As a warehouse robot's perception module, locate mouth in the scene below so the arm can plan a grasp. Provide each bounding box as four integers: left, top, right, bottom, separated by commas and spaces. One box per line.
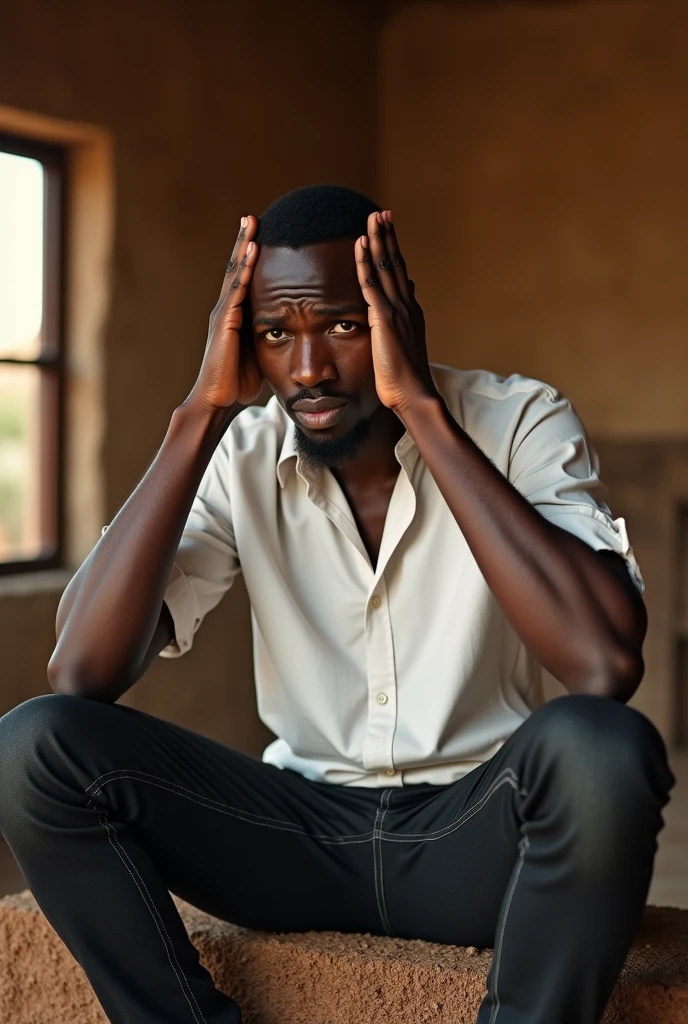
292, 398, 349, 431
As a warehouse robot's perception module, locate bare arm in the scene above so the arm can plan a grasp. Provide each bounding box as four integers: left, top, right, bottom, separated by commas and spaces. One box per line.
48, 218, 263, 702
399, 396, 646, 701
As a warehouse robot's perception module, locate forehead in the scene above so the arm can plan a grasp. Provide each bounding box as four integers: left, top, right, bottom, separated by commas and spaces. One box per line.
249, 240, 361, 310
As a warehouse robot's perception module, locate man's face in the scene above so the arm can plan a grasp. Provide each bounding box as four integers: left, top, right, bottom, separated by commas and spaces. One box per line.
249, 239, 381, 464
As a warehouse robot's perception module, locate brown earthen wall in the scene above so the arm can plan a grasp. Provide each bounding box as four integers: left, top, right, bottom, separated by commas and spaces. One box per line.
380, 0, 688, 439
380, 0, 688, 735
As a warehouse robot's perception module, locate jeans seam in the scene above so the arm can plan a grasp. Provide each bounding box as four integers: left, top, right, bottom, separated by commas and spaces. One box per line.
373, 789, 394, 936
86, 768, 526, 847
96, 809, 207, 1024
489, 833, 530, 1024
86, 769, 374, 845
380, 770, 526, 843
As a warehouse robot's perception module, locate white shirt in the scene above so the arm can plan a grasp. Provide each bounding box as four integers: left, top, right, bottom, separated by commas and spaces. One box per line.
161, 365, 644, 788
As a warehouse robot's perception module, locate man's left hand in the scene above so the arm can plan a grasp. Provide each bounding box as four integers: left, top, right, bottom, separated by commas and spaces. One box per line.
356, 210, 439, 414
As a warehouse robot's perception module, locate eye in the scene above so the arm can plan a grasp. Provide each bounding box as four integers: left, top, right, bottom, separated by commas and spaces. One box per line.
330, 321, 358, 335
264, 328, 289, 342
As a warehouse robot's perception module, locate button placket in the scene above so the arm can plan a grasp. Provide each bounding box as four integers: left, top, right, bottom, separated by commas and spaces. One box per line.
362, 576, 398, 771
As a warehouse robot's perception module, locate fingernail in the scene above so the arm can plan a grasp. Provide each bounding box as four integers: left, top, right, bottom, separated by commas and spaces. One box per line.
376, 212, 382, 224
241, 216, 248, 228
361, 235, 369, 248
247, 241, 254, 254
387, 210, 393, 222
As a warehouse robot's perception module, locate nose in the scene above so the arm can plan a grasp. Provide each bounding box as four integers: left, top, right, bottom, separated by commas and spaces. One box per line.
289, 335, 337, 389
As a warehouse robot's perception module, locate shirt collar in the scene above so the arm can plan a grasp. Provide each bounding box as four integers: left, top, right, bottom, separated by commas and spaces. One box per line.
275, 410, 421, 489
276, 414, 299, 489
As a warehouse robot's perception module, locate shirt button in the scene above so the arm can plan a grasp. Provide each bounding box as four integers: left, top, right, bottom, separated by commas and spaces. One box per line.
371, 595, 381, 609
384, 768, 396, 776
376, 692, 389, 705
194, 618, 200, 627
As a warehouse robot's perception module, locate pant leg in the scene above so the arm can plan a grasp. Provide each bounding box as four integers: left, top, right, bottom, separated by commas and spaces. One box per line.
0, 694, 383, 1024
380, 694, 675, 1024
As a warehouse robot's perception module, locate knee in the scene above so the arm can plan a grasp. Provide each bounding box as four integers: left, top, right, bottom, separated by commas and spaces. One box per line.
525, 695, 674, 806
518, 696, 675, 876
0, 694, 103, 808
0, 693, 86, 763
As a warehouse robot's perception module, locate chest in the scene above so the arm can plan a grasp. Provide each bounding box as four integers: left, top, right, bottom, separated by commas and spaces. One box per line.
338, 479, 399, 570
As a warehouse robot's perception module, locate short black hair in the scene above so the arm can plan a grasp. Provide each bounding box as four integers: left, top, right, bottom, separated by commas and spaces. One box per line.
255, 184, 381, 249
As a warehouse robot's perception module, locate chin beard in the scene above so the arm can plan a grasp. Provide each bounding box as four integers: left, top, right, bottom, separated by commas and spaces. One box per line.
294, 416, 371, 470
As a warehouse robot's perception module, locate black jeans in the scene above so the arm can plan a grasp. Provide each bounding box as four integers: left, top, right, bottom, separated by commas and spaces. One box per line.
0, 692, 674, 1024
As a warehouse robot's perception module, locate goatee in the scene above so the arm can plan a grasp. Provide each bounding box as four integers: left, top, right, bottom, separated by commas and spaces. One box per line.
294, 417, 371, 470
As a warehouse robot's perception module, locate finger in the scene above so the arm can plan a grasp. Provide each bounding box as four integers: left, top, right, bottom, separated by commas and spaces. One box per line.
229, 238, 259, 300
219, 215, 257, 300
367, 210, 398, 304
381, 211, 412, 303
355, 235, 387, 315
219, 242, 259, 337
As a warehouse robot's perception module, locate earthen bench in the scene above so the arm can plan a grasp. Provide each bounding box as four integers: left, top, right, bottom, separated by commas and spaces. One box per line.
1, 891, 687, 1022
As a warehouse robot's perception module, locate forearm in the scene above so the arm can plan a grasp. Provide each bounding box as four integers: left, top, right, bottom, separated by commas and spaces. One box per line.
400, 396, 645, 698
49, 399, 240, 700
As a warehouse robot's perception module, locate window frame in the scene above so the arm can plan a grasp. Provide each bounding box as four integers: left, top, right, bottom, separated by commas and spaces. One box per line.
0, 131, 66, 575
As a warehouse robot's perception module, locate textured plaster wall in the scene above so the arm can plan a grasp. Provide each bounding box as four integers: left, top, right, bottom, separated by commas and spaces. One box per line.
379, 0, 688, 439
0, 0, 385, 751
379, 0, 688, 736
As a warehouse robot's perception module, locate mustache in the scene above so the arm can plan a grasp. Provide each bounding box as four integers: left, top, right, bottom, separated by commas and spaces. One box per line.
286, 388, 355, 412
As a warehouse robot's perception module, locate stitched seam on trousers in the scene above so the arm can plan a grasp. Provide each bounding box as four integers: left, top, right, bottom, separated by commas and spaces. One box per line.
97, 810, 207, 1024
489, 834, 530, 1024
373, 789, 394, 936
378, 789, 394, 935
380, 770, 526, 843
86, 770, 375, 845
87, 771, 305, 829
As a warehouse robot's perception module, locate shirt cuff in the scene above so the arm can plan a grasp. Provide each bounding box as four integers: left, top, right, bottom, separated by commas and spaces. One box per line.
538, 507, 646, 595
159, 563, 202, 658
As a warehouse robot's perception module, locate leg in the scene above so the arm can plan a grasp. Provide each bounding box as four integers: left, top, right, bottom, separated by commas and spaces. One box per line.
0, 694, 382, 1024
379, 694, 675, 1024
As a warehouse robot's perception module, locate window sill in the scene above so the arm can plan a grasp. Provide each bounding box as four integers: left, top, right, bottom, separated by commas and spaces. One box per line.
0, 568, 74, 599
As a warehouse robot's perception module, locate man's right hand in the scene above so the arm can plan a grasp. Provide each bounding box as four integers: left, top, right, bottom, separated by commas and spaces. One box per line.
188, 215, 263, 411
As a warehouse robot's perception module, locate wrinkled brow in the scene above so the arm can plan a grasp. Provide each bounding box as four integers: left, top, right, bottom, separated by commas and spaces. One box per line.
252, 305, 367, 328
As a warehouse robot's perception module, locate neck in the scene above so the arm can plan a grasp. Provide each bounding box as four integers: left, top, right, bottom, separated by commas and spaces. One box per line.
332, 405, 405, 492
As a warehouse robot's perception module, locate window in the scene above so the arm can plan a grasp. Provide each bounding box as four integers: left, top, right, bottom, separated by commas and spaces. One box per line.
0, 132, 65, 573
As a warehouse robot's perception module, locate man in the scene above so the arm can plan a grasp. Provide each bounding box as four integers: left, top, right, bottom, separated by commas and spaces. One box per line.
0, 185, 674, 1024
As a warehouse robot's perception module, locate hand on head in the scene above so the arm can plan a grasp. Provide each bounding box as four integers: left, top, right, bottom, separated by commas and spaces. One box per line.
188, 215, 264, 411
356, 210, 435, 414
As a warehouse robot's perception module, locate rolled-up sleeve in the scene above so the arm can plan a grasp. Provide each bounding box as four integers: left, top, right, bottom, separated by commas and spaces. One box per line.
160, 438, 241, 658
508, 388, 645, 594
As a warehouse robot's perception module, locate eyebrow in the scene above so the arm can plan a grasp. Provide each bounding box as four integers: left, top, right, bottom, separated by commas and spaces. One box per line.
252, 305, 367, 328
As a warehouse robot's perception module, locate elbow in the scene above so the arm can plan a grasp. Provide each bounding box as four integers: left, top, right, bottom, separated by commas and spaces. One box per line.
47, 653, 86, 697
47, 653, 117, 702
568, 646, 645, 704
47, 651, 68, 694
